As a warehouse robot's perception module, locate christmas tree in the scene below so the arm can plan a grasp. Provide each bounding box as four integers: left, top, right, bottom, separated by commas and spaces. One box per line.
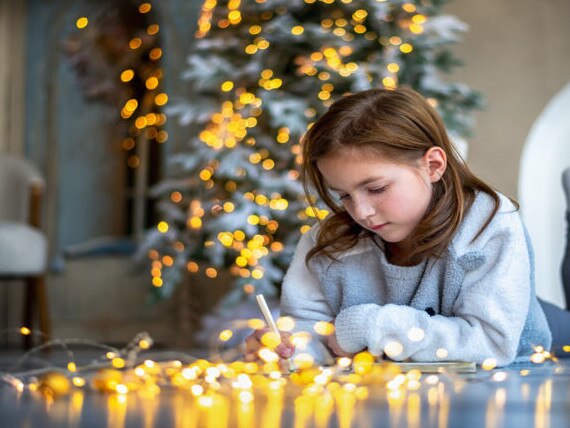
141, 0, 483, 307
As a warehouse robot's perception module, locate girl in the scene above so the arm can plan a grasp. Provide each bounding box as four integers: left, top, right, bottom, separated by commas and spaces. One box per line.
246, 87, 567, 366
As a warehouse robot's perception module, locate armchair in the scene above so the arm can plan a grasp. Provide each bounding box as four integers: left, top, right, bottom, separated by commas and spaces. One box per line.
0, 154, 50, 347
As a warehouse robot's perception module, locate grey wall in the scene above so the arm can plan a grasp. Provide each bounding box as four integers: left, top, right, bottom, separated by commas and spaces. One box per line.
25, 0, 201, 264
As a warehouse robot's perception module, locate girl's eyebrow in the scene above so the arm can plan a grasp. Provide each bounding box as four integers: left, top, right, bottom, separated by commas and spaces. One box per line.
328, 177, 385, 192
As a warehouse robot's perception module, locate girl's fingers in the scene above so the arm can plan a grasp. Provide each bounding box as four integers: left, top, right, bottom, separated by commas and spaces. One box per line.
245, 328, 296, 359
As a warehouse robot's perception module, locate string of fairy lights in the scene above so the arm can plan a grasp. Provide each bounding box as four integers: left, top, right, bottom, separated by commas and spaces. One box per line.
76, 2, 168, 172
145, 0, 439, 297
2, 322, 567, 425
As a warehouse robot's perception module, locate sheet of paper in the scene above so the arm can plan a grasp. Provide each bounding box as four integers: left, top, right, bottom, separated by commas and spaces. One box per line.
388, 361, 476, 373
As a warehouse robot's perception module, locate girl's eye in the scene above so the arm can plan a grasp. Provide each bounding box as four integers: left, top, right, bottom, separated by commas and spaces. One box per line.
337, 194, 350, 201
369, 186, 387, 194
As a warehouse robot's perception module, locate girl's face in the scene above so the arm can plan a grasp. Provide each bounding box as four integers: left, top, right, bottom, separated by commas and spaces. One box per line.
316, 147, 445, 250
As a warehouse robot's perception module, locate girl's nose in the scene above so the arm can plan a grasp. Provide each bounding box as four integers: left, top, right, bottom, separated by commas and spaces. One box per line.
353, 198, 376, 221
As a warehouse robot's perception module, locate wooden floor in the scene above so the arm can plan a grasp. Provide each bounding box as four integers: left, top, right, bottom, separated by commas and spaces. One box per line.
1, 350, 570, 428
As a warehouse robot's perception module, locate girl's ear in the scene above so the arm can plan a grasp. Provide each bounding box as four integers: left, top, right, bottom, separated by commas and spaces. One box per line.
423, 147, 447, 183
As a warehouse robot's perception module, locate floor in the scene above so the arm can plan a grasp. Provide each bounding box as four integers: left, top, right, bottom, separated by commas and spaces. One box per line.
1, 345, 569, 428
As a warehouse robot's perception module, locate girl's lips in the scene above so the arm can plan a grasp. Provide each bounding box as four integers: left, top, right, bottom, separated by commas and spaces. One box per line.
371, 223, 388, 231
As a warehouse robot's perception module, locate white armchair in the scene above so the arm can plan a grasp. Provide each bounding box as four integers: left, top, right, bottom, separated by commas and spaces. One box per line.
519, 81, 570, 308
0, 154, 50, 347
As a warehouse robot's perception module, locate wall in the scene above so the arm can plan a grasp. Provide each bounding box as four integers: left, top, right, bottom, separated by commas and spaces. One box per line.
0, 0, 26, 154
445, 0, 570, 305
446, 0, 570, 198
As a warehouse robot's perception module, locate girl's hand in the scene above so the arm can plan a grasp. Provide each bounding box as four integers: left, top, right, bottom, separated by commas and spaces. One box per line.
244, 327, 295, 362
326, 326, 357, 358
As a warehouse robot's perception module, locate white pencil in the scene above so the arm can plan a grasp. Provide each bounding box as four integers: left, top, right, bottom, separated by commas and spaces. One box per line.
255, 294, 296, 372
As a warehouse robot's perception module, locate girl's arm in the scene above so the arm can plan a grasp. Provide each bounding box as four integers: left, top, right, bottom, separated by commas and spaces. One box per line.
333, 211, 536, 367
280, 228, 336, 362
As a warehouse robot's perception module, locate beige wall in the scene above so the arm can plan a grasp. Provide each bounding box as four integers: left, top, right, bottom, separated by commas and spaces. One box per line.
446, 0, 570, 198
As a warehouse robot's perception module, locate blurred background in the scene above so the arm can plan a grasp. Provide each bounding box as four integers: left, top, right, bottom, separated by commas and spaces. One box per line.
0, 0, 569, 351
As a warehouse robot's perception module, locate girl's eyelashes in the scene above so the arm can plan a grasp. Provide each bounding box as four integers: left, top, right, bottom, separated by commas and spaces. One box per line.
333, 186, 386, 201
369, 186, 387, 194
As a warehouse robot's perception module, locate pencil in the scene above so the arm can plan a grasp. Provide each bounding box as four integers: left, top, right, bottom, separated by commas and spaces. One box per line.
255, 294, 296, 373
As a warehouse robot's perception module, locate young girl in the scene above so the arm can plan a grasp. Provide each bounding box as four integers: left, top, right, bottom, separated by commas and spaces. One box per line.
246, 87, 567, 366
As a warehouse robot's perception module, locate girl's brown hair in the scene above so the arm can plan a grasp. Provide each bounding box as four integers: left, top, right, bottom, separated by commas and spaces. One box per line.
302, 87, 500, 265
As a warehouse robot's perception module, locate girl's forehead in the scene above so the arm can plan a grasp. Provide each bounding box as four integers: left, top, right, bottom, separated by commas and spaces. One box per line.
323, 146, 391, 163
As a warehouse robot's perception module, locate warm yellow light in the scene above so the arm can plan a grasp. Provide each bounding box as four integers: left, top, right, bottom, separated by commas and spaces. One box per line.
482, 358, 497, 371
112, 358, 126, 369
245, 45, 258, 54
228, 10, 241, 22
157, 221, 169, 233
412, 14, 426, 24
121, 137, 135, 151
257, 39, 270, 49
262, 159, 275, 170
400, 43, 413, 54
387, 63, 400, 73
205, 267, 218, 278
219, 330, 233, 341
409, 23, 424, 34
276, 316, 295, 332
189, 217, 202, 229
276, 133, 289, 144
247, 215, 260, 225
382, 77, 397, 89
147, 24, 160, 35
221, 81, 234, 92
249, 25, 262, 35
149, 47, 163, 60
403, 3, 417, 12
353, 9, 368, 20
155, 93, 168, 105
139, 3, 151, 13
171, 191, 182, 203
67, 362, 77, 372
146, 77, 159, 90
76, 17, 88, 29
20, 327, 31, 336
129, 38, 142, 49
291, 25, 304, 35
313, 321, 335, 336
156, 130, 168, 143
72, 377, 86, 387
120, 69, 134, 82
187, 261, 199, 273
354, 25, 367, 34
199, 169, 213, 180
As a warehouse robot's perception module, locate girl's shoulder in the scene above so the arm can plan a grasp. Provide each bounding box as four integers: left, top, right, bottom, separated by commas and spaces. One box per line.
450, 191, 524, 255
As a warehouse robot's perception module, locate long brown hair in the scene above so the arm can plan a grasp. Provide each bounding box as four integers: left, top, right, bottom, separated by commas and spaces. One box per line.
302, 87, 500, 265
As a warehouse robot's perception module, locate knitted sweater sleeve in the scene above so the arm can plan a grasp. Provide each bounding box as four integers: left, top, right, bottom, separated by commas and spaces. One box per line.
334, 209, 532, 367
280, 229, 335, 362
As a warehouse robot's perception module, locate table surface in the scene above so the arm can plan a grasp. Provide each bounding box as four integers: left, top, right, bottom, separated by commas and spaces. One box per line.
1, 354, 570, 428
